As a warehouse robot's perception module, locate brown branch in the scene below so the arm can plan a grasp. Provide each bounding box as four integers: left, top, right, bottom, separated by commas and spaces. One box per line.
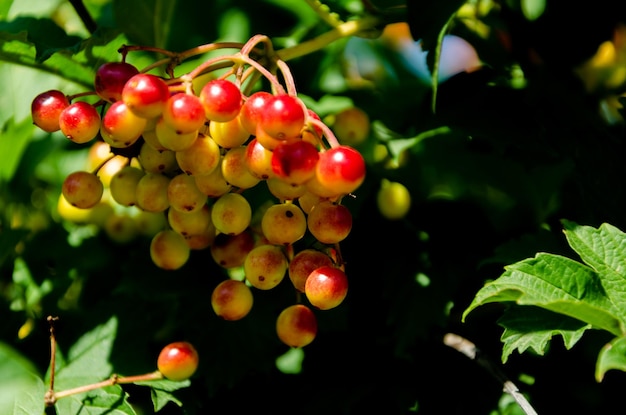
68, 0, 98, 34
443, 333, 539, 415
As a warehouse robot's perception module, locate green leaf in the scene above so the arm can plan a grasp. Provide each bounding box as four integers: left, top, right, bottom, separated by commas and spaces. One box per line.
462, 253, 623, 336
54, 385, 136, 415
0, 117, 37, 182
0, 16, 82, 62
497, 306, 590, 363
0, 0, 13, 20
50, 316, 118, 391
12, 373, 45, 415
134, 379, 190, 412
0, 22, 128, 89
562, 220, 626, 323
596, 336, 626, 382
0, 342, 43, 414
112, 0, 177, 48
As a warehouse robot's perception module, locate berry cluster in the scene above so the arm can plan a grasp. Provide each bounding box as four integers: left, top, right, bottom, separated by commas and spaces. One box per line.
31, 35, 366, 348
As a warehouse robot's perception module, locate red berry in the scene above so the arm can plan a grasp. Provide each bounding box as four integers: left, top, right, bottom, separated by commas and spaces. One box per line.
94, 62, 140, 103
315, 145, 366, 195
199, 79, 242, 122
258, 94, 305, 140
305, 265, 349, 310
157, 341, 199, 381
122, 73, 170, 119
163, 93, 206, 134
100, 100, 147, 148
58, 101, 101, 144
31, 90, 70, 132
239, 91, 273, 135
271, 140, 319, 185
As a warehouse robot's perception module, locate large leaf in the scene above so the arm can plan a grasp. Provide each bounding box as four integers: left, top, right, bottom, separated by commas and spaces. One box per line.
135, 379, 190, 412
12, 373, 45, 415
49, 316, 118, 391
596, 335, 626, 382
497, 306, 590, 363
0, 19, 128, 88
562, 220, 626, 323
0, 342, 43, 414
0, 117, 37, 182
462, 252, 624, 337
54, 385, 136, 415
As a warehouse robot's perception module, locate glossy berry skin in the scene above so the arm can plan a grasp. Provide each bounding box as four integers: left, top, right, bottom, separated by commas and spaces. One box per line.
58, 101, 101, 144
94, 62, 140, 103
288, 249, 334, 292
31, 90, 70, 132
305, 265, 348, 310
306, 201, 352, 244
122, 73, 170, 119
315, 145, 366, 195
276, 304, 317, 348
271, 140, 319, 185
163, 93, 206, 134
258, 94, 305, 140
100, 100, 147, 148
199, 79, 242, 122
211, 279, 254, 321
157, 341, 199, 381
239, 91, 273, 135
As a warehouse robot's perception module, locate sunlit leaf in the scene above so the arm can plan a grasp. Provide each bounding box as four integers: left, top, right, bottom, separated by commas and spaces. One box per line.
0, 342, 43, 415
596, 335, 626, 382
562, 220, 626, 323
54, 385, 136, 415
0, 117, 37, 181
49, 316, 118, 391
462, 252, 623, 336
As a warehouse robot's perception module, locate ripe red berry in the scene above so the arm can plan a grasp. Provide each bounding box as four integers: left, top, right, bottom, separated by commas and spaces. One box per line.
239, 90, 273, 135
122, 73, 171, 119
258, 94, 305, 140
31, 90, 70, 132
271, 140, 319, 185
315, 145, 366, 195
157, 341, 199, 381
199, 79, 242, 122
94, 62, 140, 103
305, 265, 348, 310
163, 92, 206, 134
58, 101, 101, 144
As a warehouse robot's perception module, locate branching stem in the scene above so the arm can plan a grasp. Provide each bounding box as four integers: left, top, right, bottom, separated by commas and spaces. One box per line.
443, 333, 539, 415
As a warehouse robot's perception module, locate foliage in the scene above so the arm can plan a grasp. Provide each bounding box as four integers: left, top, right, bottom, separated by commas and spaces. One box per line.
2, 0, 626, 414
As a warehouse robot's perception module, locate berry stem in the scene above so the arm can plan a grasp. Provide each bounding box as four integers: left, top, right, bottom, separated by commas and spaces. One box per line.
276, 15, 383, 62
44, 316, 59, 406
309, 117, 340, 149
47, 371, 164, 406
